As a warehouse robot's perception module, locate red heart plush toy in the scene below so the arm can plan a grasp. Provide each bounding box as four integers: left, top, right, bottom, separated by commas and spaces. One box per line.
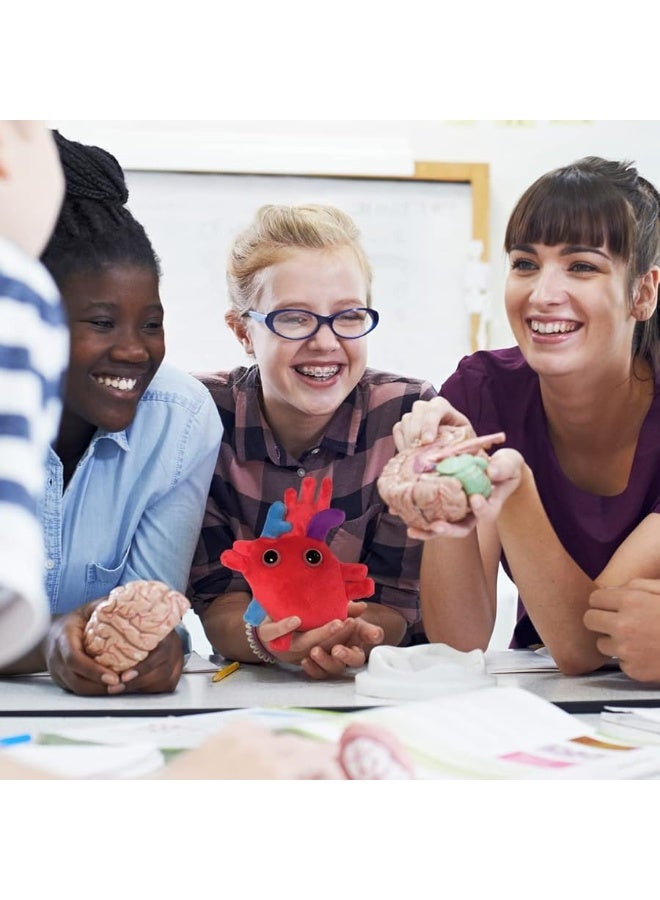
221, 476, 374, 652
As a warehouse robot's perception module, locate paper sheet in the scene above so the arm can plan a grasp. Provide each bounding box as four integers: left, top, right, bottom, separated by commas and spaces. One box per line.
3, 742, 164, 778
37, 687, 660, 779
485, 648, 620, 674
485, 648, 560, 673
183, 651, 226, 674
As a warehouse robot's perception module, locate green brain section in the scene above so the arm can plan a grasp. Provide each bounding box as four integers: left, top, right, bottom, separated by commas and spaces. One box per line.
434, 454, 491, 498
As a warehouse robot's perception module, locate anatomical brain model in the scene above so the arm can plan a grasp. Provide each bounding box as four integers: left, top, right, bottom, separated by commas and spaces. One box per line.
83, 580, 190, 673
377, 425, 505, 530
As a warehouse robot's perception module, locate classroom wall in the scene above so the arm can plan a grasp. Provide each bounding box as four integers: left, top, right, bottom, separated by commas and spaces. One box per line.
51, 119, 660, 353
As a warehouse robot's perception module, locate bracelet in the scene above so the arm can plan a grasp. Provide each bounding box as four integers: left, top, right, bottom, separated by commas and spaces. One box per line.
244, 621, 277, 664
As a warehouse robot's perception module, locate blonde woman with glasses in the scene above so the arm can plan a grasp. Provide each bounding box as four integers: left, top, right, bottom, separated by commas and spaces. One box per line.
189, 203, 437, 678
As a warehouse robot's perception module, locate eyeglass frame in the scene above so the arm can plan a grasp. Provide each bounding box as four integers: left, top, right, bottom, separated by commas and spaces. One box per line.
244, 307, 380, 341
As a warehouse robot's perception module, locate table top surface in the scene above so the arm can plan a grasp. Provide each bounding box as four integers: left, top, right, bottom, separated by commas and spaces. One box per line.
2, 658, 660, 717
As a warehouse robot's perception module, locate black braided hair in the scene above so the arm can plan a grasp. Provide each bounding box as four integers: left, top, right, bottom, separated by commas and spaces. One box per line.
41, 131, 160, 286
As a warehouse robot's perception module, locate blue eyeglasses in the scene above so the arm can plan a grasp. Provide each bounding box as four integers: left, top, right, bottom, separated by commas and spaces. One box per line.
245, 307, 379, 341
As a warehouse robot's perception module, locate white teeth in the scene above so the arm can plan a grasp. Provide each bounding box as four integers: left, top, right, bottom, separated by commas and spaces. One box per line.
95, 376, 137, 391
296, 366, 339, 379
530, 320, 578, 335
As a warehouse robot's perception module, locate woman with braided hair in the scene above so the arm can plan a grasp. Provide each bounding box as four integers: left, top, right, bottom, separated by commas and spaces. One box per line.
0, 131, 222, 695
389, 156, 660, 682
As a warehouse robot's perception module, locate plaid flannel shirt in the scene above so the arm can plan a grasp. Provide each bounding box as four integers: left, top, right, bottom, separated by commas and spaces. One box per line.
189, 365, 437, 645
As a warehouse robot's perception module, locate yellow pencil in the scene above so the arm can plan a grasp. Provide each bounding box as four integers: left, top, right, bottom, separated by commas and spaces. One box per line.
211, 660, 240, 683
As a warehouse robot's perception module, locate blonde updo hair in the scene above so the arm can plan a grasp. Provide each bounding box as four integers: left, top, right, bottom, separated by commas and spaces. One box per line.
226, 203, 373, 318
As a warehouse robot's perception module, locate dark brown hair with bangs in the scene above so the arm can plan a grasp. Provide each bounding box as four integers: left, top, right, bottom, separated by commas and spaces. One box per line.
505, 156, 660, 367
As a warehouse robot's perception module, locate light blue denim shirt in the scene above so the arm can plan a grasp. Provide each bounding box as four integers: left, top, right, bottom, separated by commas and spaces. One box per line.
40, 363, 222, 617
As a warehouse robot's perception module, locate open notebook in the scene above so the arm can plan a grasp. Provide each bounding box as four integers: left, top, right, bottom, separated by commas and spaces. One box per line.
20, 685, 660, 780
2, 742, 164, 779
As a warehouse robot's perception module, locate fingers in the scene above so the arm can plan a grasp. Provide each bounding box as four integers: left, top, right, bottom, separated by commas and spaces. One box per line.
589, 581, 660, 613
165, 724, 343, 779
594, 634, 617, 658
583, 607, 616, 635
347, 600, 368, 618
46, 612, 123, 695
624, 578, 660, 596
485, 448, 525, 485
307, 619, 358, 653
468, 493, 500, 523
121, 630, 184, 694
393, 397, 470, 452
299, 616, 381, 678
50, 652, 118, 695
351, 618, 384, 648
330, 644, 368, 667
260, 617, 353, 665
300, 643, 367, 679
587, 588, 623, 613
258, 616, 301, 644
258, 613, 379, 677
407, 513, 478, 541
301, 646, 349, 679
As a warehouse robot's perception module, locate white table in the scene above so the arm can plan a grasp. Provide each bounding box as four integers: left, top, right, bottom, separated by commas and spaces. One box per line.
2, 659, 660, 717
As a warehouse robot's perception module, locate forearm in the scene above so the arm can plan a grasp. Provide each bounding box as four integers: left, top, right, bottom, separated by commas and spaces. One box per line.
199, 591, 262, 663
420, 532, 495, 651
497, 465, 607, 674
359, 601, 408, 648
0, 640, 46, 675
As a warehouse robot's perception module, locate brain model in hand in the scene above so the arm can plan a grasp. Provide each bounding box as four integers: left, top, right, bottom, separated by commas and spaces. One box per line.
377, 425, 506, 529
221, 476, 375, 652
82, 580, 190, 673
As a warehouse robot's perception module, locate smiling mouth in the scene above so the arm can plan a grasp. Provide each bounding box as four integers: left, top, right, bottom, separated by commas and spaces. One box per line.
529, 320, 580, 335
295, 365, 340, 380
94, 375, 138, 392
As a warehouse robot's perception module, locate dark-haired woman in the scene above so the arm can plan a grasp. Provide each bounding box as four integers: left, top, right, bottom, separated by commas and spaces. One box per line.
0, 132, 222, 695
387, 156, 660, 680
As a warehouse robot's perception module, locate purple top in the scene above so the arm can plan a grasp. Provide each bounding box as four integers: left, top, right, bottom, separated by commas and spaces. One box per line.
441, 347, 660, 648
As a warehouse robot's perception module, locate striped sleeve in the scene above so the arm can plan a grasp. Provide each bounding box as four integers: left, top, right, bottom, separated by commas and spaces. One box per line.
0, 239, 68, 665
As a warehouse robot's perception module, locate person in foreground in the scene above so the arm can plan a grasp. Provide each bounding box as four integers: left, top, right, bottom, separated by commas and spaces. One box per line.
189, 203, 437, 678
0, 718, 415, 780
390, 156, 660, 681
0, 121, 68, 667
0, 131, 223, 695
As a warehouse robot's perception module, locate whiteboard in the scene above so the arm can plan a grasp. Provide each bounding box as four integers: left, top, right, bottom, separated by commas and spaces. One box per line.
124, 170, 476, 388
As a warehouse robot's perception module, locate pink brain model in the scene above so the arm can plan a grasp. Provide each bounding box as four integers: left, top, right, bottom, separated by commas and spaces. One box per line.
377, 425, 506, 529
83, 580, 190, 673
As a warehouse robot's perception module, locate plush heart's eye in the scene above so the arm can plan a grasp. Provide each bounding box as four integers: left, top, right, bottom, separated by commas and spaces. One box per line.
304, 548, 323, 566
262, 549, 280, 566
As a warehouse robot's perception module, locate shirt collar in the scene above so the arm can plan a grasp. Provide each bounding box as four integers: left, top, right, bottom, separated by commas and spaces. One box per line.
94, 428, 130, 452
233, 366, 365, 463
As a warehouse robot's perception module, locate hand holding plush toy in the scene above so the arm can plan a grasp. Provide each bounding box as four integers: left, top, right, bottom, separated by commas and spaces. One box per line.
220, 477, 375, 652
